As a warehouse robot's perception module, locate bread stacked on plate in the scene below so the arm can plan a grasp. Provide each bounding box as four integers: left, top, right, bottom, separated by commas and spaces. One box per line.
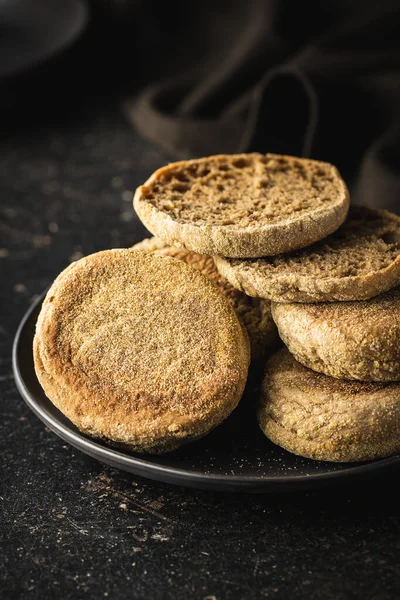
134, 153, 400, 462
34, 152, 400, 462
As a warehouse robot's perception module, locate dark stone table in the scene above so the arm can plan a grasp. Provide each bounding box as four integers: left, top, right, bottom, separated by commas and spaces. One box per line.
1, 100, 400, 600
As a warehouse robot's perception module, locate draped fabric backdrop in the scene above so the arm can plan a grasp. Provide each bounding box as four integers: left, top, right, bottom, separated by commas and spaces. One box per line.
1, 0, 400, 210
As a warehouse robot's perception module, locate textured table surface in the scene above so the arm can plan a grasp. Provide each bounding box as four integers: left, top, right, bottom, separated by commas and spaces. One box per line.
1, 101, 400, 600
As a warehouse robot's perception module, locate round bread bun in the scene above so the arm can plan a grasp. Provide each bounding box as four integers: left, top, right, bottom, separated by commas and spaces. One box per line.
133, 153, 349, 258
132, 236, 278, 362
34, 249, 250, 453
272, 288, 400, 381
216, 206, 400, 302
258, 349, 400, 462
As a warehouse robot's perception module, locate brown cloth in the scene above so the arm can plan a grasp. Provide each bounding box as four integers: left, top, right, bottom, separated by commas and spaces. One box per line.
1, 1, 399, 210
123, 0, 400, 211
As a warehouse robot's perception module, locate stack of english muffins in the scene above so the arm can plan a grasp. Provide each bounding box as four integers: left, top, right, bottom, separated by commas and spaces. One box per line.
34, 152, 400, 463
134, 153, 400, 463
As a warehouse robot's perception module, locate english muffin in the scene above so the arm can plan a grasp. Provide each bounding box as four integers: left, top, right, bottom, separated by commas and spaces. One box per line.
258, 349, 400, 462
272, 288, 400, 381
132, 236, 278, 362
34, 249, 250, 453
216, 206, 400, 302
133, 153, 349, 258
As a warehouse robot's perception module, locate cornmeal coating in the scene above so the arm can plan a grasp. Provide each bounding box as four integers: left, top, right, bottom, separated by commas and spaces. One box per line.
34, 249, 250, 453
272, 288, 400, 381
133, 236, 277, 362
259, 349, 400, 462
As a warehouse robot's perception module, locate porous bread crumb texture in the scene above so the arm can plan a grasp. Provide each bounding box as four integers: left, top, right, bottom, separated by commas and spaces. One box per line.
138, 153, 343, 228
132, 237, 278, 361
134, 153, 349, 258
272, 288, 400, 381
258, 349, 400, 462
215, 205, 400, 302
33, 249, 250, 453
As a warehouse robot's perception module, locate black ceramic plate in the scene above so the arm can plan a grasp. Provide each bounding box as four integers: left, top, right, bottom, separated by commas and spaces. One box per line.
13, 293, 400, 492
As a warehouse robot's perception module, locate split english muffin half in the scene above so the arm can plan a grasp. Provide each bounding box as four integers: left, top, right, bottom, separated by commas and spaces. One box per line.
133, 153, 349, 258
215, 206, 400, 302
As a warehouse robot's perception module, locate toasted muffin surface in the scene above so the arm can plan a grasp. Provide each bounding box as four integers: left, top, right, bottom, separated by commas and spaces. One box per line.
133, 153, 349, 257
216, 206, 400, 302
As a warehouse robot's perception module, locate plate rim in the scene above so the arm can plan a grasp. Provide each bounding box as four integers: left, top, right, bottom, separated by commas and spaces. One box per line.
12, 292, 400, 492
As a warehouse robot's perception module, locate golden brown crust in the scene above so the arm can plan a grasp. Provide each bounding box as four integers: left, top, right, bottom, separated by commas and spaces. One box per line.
132, 237, 278, 361
34, 249, 250, 453
216, 206, 400, 302
258, 349, 400, 462
133, 153, 349, 258
272, 289, 400, 381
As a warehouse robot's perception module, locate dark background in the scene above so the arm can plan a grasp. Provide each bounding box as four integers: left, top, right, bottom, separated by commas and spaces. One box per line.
2, 0, 400, 208
1, 1, 400, 598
